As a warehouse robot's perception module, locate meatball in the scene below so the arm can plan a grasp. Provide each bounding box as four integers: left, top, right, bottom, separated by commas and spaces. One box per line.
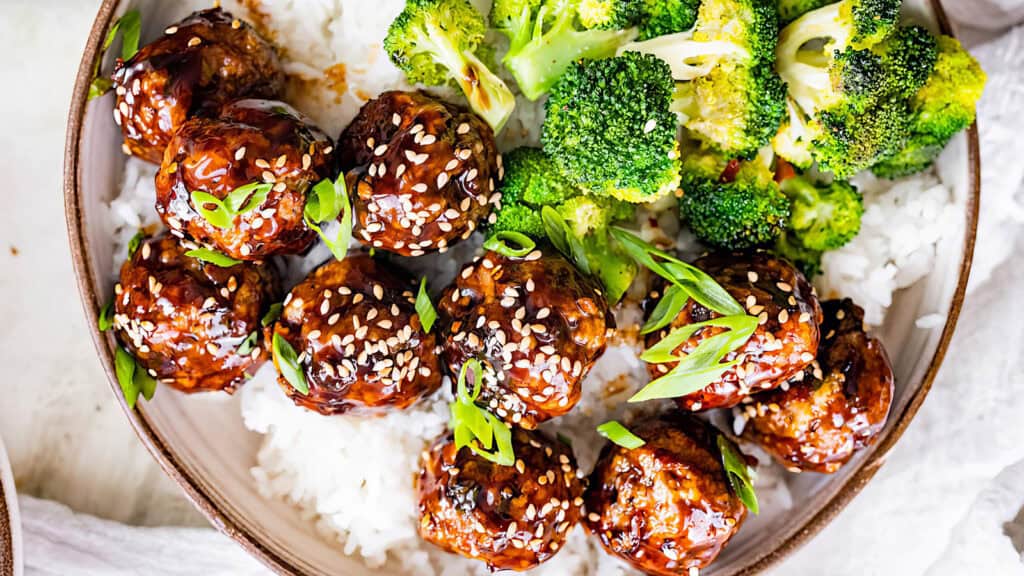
584, 416, 747, 576
417, 428, 584, 571
645, 252, 823, 411
155, 99, 335, 261
111, 8, 284, 163
112, 233, 280, 392
741, 298, 895, 473
336, 91, 500, 256
438, 249, 612, 429
270, 254, 441, 415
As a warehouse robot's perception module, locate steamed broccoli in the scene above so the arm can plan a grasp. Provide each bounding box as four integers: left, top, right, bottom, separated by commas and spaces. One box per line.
542, 52, 682, 203
777, 0, 900, 53
489, 148, 638, 302
385, 0, 515, 131
773, 174, 863, 275
577, 0, 643, 29
679, 148, 791, 249
775, 19, 939, 177
620, 0, 786, 158
776, 0, 833, 25
492, 0, 638, 100
873, 35, 986, 178
636, 0, 700, 39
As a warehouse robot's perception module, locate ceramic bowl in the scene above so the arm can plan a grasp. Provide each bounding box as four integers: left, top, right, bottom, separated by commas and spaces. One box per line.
65, 1, 980, 574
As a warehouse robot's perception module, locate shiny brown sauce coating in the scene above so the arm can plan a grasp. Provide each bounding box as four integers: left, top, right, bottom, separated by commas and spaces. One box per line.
438, 249, 613, 429
336, 91, 500, 256
112, 7, 284, 163
155, 99, 335, 261
113, 233, 280, 393
645, 252, 823, 411
742, 298, 895, 473
584, 416, 747, 575
270, 254, 441, 415
417, 429, 584, 571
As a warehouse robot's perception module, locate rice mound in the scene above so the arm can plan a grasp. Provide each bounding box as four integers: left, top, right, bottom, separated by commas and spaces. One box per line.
100, 1, 962, 573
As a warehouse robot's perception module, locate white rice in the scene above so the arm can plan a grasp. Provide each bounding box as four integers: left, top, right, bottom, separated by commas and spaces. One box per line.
101, 1, 961, 573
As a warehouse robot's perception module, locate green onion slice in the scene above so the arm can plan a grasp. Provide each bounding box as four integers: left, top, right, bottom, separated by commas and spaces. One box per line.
98, 300, 115, 332
127, 231, 144, 257
449, 359, 515, 466
237, 331, 259, 356
483, 231, 536, 258
718, 435, 759, 515
415, 278, 437, 333
114, 347, 156, 409
304, 175, 352, 261
597, 421, 645, 449
641, 284, 687, 335
272, 332, 308, 395
185, 248, 241, 267
190, 191, 234, 229
224, 182, 273, 214
261, 303, 283, 327
88, 10, 141, 101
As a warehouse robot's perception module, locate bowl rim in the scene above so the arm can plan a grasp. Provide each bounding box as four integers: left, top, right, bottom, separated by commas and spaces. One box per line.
63, 1, 981, 574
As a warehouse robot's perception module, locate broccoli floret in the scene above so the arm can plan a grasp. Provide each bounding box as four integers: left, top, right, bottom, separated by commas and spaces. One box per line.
578, 0, 643, 29
492, 0, 638, 101
776, 0, 833, 25
636, 0, 700, 39
621, 0, 786, 158
489, 147, 638, 302
776, 10, 930, 177
772, 174, 862, 275
873, 35, 986, 178
385, 0, 515, 131
542, 52, 682, 203
778, 0, 899, 54
679, 148, 791, 249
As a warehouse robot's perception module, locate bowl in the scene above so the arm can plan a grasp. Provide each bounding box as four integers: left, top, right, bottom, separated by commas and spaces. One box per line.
64, 1, 980, 574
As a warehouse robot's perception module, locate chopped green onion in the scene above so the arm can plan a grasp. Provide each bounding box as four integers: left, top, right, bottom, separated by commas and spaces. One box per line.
630, 315, 757, 403
98, 300, 115, 331
640, 284, 687, 335
87, 10, 141, 101
272, 332, 308, 395
190, 191, 234, 229
483, 231, 536, 258
185, 248, 241, 267
415, 278, 437, 333
718, 435, 759, 515
114, 346, 156, 409
261, 303, 283, 327
449, 359, 515, 466
223, 182, 274, 214
127, 231, 144, 257
597, 421, 646, 449
304, 175, 352, 261
610, 227, 744, 316
237, 331, 259, 356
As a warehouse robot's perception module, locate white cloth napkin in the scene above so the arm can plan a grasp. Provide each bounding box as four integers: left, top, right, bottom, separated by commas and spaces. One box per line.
18, 5, 1024, 576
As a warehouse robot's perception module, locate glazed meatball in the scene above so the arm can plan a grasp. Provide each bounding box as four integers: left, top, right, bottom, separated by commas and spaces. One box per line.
438, 249, 612, 429
336, 91, 500, 256
155, 99, 335, 261
584, 416, 747, 576
417, 428, 584, 571
112, 233, 280, 392
645, 252, 823, 411
741, 299, 895, 473
111, 8, 284, 163
270, 254, 441, 415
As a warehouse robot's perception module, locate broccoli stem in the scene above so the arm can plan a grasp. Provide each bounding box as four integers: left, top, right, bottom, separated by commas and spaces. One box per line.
777, 2, 849, 57
505, 8, 636, 101
776, 4, 846, 116
415, 17, 515, 131
620, 30, 748, 81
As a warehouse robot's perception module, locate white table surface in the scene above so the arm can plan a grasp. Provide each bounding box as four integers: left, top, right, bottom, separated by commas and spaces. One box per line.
2, 1, 1023, 574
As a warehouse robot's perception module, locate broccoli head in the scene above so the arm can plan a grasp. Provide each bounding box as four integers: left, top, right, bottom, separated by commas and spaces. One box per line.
873, 35, 986, 178
679, 148, 791, 249
578, 0, 643, 29
492, 0, 638, 100
620, 0, 786, 158
489, 147, 638, 302
778, 0, 899, 55
772, 174, 862, 275
776, 0, 833, 25
811, 98, 911, 178
385, 0, 515, 131
635, 0, 701, 39
542, 52, 682, 203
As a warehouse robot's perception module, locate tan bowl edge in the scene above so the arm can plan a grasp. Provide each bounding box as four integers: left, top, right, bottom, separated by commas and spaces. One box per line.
63, 1, 981, 574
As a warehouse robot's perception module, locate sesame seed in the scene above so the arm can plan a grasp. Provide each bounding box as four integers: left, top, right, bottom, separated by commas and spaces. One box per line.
411, 183, 428, 193
778, 310, 789, 323
748, 271, 759, 283
373, 284, 384, 300
374, 144, 388, 156
444, 159, 459, 171
799, 312, 811, 323
165, 26, 178, 34
392, 113, 402, 126
275, 154, 287, 168
420, 134, 437, 146
777, 281, 793, 292
643, 119, 657, 133
457, 123, 470, 135
187, 37, 201, 47
437, 173, 449, 188
235, 147, 246, 161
